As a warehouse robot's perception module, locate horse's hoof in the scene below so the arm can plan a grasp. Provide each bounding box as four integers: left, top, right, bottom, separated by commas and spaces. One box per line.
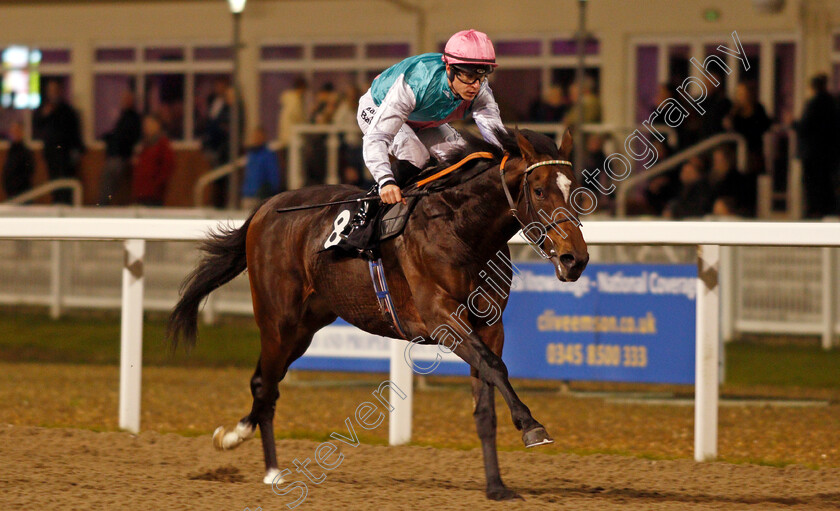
522, 426, 553, 448
487, 486, 524, 501
264, 467, 284, 485
212, 426, 226, 450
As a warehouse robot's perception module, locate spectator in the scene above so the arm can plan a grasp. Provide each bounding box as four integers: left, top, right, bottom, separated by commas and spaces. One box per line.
699, 71, 732, 140
643, 139, 679, 215
333, 84, 365, 187
305, 82, 339, 185
666, 79, 703, 151
708, 146, 751, 215
529, 84, 568, 123
726, 81, 771, 174
664, 159, 713, 219
563, 77, 601, 125
202, 80, 238, 209
131, 115, 175, 206
2, 121, 35, 200
712, 196, 738, 217
99, 90, 141, 205
795, 74, 840, 218
33, 80, 84, 204
580, 134, 608, 203
311, 82, 339, 125
277, 77, 308, 183
240, 127, 281, 211
202, 79, 232, 167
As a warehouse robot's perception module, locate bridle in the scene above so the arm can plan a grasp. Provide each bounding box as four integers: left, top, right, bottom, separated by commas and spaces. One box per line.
499, 152, 581, 259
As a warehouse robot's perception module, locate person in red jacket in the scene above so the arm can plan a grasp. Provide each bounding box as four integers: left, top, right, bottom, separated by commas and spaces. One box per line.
131, 114, 175, 206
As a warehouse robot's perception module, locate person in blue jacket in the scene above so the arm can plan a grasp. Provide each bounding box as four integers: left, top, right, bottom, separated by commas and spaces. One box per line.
241, 126, 281, 211
356, 29, 505, 204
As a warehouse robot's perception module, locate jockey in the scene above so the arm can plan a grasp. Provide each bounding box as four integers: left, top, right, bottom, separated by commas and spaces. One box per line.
357, 29, 505, 204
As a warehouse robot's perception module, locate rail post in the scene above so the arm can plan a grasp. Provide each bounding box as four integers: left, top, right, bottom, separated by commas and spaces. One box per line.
49, 240, 63, 319
389, 340, 413, 445
822, 247, 836, 350
201, 294, 218, 325
695, 244, 720, 461
720, 245, 736, 344
119, 239, 145, 433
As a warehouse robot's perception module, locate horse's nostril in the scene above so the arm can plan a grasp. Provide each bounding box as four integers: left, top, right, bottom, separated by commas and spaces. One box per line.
559, 253, 576, 269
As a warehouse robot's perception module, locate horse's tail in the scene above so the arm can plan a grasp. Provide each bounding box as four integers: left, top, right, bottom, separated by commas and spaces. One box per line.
167, 212, 255, 350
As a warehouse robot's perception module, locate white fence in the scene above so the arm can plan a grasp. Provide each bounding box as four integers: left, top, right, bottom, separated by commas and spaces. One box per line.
2, 216, 840, 463
2, 209, 838, 345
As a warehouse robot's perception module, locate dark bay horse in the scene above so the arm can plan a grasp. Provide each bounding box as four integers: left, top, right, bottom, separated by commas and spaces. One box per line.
168, 128, 589, 500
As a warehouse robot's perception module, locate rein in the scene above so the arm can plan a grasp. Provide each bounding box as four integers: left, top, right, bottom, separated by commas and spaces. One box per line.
275, 190, 429, 213
276, 151, 496, 214
498, 152, 579, 258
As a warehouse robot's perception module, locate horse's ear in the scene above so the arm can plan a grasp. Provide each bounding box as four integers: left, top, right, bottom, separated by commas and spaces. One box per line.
515, 129, 537, 163
558, 129, 573, 159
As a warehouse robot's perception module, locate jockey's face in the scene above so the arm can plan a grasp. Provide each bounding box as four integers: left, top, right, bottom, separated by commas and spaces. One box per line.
446, 64, 483, 101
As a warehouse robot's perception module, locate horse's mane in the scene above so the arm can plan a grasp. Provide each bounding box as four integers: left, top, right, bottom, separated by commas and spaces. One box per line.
436, 127, 560, 169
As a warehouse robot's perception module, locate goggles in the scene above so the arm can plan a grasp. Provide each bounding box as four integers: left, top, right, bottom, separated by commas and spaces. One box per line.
450, 65, 493, 86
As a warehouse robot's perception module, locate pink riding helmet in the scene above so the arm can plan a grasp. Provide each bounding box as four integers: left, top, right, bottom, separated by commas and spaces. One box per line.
442, 29, 498, 67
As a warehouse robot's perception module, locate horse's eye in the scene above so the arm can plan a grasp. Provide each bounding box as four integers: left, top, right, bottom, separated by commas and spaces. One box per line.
535, 188, 545, 199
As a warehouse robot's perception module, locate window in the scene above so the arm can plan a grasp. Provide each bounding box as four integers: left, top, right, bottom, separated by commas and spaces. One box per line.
145, 73, 185, 139
631, 36, 798, 125
258, 40, 411, 140
93, 42, 233, 142
472, 35, 602, 123
0, 46, 72, 140
635, 45, 659, 124
773, 42, 796, 123
703, 43, 730, 92
94, 74, 136, 138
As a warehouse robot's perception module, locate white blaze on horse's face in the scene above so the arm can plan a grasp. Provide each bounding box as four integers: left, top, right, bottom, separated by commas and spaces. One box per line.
556, 173, 571, 203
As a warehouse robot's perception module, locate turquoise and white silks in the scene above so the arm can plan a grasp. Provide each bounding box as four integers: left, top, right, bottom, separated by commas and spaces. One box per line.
356, 53, 504, 188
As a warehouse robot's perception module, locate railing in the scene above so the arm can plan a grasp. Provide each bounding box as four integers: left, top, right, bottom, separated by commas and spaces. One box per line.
2, 217, 840, 462
2, 178, 83, 207
3, 207, 840, 345
615, 133, 748, 217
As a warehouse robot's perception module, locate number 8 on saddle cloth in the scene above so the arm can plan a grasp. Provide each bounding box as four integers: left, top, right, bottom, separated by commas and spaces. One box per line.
321, 185, 420, 260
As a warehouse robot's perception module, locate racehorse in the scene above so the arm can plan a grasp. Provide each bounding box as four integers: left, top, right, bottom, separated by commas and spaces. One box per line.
167, 127, 589, 500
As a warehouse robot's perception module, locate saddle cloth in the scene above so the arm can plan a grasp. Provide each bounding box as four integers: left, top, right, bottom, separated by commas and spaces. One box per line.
322, 153, 496, 258
321, 191, 419, 258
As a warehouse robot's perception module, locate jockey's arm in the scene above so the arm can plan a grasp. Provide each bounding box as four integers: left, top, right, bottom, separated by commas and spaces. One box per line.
362, 76, 416, 190
471, 83, 505, 148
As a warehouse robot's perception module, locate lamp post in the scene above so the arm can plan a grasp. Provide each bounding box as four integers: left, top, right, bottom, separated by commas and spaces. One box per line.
574, 0, 587, 172
227, 0, 246, 209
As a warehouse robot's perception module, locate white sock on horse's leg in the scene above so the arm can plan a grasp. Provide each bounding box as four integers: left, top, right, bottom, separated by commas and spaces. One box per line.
212, 422, 255, 450
264, 467, 284, 485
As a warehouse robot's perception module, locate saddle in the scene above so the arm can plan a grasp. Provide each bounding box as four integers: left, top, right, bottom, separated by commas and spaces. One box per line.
320, 185, 419, 260
322, 153, 496, 259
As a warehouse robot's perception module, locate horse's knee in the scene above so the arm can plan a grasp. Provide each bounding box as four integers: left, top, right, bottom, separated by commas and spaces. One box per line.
252, 378, 279, 403
250, 375, 263, 398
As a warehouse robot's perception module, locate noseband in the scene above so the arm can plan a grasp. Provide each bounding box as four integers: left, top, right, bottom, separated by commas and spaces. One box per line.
499, 152, 580, 258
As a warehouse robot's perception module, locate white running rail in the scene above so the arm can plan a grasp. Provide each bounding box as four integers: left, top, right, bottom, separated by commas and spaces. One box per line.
1, 217, 839, 462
